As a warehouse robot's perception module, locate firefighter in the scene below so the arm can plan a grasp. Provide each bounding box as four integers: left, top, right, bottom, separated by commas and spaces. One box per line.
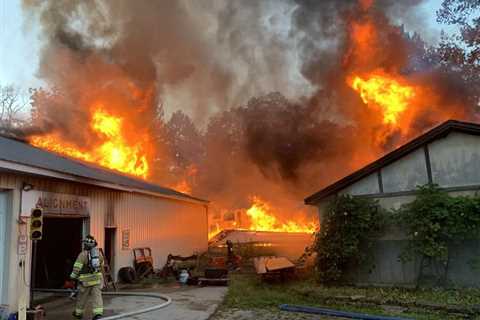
70, 235, 104, 319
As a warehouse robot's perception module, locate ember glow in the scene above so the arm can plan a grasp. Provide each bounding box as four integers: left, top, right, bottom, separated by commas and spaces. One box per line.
208, 223, 222, 240
30, 107, 150, 178
246, 197, 317, 234
171, 165, 198, 194
349, 73, 416, 125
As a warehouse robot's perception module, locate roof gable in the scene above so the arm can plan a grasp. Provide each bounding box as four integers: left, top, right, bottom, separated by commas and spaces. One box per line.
304, 120, 480, 205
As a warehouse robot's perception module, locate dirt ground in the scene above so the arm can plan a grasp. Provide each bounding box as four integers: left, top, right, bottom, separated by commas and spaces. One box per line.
210, 308, 339, 320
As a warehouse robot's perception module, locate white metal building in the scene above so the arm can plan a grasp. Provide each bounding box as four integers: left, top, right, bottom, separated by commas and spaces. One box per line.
305, 120, 480, 287
0, 135, 208, 317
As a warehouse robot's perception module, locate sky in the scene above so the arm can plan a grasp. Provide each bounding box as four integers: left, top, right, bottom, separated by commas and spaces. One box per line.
0, 0, 451, 90
0, 0, 42, 88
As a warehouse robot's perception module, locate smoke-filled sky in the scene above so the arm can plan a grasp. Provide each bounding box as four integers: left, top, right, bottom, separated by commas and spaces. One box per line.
0, 0, 466, 194
0, 0, 455, 105
0, 0, 475, 231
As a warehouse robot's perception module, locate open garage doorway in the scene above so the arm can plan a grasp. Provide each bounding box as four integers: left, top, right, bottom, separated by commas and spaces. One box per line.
33, 217, 84, 288
104, 227, 116, 275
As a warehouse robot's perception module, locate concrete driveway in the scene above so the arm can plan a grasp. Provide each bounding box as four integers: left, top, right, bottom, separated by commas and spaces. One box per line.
129, 286, 228, 320
38, 285, 227, 320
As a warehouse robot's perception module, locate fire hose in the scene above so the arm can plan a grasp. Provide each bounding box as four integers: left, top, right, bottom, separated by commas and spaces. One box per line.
34, 289, 172, 320
279, 304, 414, 320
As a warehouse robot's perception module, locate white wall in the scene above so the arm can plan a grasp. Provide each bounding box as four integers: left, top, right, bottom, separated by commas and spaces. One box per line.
340, 172, 380, 196
0, 174, 30, 318
381, 147, 428, 193
429, 132, 480, 188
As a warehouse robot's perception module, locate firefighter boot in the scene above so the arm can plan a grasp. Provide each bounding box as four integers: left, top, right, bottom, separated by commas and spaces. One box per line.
91, 284, 104, 319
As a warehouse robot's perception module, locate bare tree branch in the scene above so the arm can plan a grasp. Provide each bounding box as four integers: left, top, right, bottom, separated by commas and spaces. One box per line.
0, 85, 31, 132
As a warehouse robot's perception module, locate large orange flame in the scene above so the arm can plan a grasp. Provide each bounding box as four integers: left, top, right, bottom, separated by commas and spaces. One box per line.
349, 73, 416, 125
207, 197, 317, 240
246, 197, 317, 233
344, 3, 421, 140
30, 106, 150, 178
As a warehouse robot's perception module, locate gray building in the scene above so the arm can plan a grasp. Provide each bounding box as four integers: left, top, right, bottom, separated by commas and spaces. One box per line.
0, 135, 208, 318
305, 120, 480, 287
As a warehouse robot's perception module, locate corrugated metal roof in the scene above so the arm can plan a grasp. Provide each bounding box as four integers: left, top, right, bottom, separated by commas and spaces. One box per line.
304, 120, 480, 205
0, 134, 208, 203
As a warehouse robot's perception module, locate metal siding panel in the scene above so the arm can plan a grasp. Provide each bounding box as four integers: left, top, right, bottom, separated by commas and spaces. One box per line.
111, 193, 207, 279
7, 189, 21, 313
0, 192, 7, 306
87, 189, 111, 249
0, 175, 27, 313
0, 173, 18, 189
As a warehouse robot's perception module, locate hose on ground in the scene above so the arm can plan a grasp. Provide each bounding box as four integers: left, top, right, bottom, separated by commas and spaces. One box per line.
279, 304, 414, 320
34, 289, 172, 320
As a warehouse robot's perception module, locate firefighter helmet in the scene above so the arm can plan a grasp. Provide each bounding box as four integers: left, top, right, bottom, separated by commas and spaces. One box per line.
83, 235, 97, 250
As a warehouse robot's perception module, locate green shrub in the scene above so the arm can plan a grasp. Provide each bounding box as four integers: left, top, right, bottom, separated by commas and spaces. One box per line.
395, 184, 480, 285
314, 194, 385, 284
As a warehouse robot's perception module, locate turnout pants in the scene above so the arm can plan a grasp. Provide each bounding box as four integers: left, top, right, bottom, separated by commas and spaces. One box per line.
74, 284, 103, 317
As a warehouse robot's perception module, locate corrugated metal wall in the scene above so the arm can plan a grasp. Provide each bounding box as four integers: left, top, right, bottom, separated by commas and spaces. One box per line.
86, 189, 209, 277
0, 170, 208, 312
112, 192, 208, 276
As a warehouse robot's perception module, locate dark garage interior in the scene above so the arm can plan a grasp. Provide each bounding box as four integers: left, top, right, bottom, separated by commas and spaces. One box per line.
33, 217, 84, 288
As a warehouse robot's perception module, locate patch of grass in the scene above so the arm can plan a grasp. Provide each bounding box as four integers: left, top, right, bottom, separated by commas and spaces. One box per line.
224, 274, 315, 309
223, 274, 480, 320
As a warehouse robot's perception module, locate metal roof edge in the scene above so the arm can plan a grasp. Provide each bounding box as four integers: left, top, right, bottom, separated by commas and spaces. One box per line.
0, 158, 209, 205
304, 120, 480, 205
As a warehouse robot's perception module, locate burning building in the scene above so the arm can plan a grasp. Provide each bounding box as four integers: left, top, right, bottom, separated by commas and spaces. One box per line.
7, 0, 478, 298
306, 120, 480, 287
0, 135, 208, 317
16, 0, 478, 242
209, 229, 314, 261
208, 197, 317, 239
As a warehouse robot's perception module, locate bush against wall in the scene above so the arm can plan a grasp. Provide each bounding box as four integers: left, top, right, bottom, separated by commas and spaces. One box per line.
396, 184, 480, 285
314, 194, 385, 284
